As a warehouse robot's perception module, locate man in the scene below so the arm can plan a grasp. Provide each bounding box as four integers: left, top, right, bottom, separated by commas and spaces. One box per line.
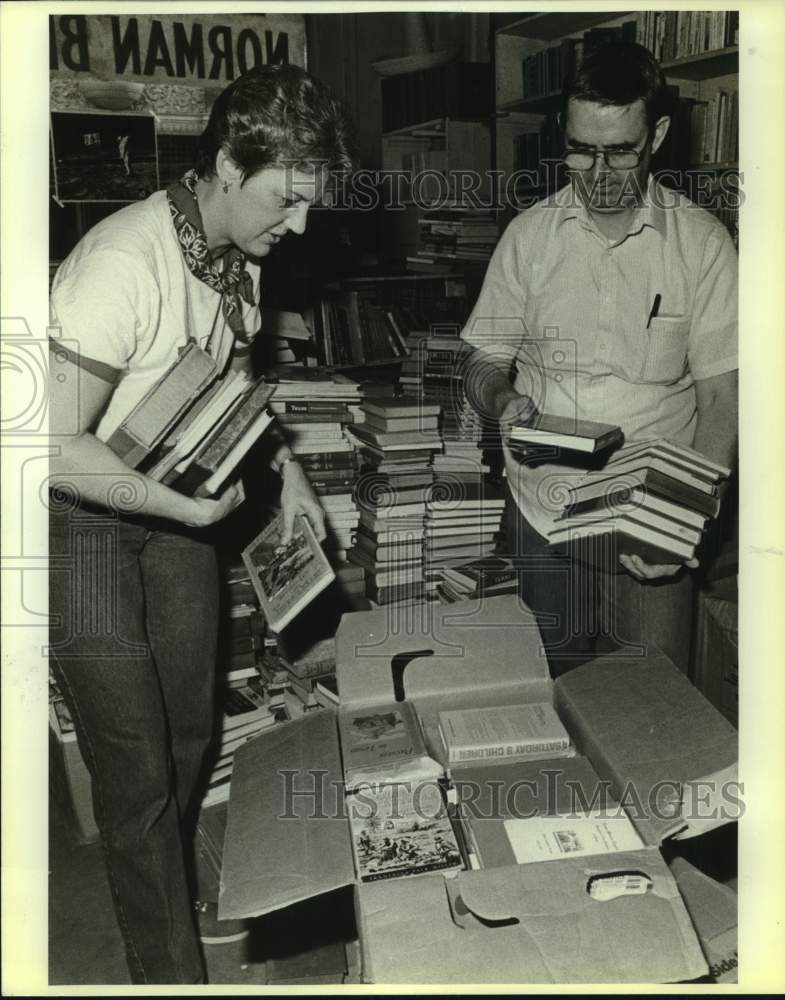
48, 66, 353, 983
461, 42, 738, 676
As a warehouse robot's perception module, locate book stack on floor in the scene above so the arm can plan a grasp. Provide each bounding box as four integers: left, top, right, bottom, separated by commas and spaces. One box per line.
348, 397, 442, 607
220, 564, 268, 689
423, 480, 506, 584
546, 439, 731, 569
269, 368, 363, 565
205, 677, 285, 807
437, 554, 519, 604
274, 635, 338, 717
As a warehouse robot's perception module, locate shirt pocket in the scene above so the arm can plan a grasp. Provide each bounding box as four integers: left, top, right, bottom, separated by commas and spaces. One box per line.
638, 316, 690, 384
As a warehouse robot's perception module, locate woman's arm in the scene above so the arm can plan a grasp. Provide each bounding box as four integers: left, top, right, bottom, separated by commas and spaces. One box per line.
49, 353, 242, 527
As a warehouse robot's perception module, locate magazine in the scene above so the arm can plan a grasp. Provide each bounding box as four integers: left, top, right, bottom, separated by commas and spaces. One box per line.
241, 513, 335, 632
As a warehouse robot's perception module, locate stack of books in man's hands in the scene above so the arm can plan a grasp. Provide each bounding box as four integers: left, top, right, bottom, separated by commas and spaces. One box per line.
547, 439, 732, 568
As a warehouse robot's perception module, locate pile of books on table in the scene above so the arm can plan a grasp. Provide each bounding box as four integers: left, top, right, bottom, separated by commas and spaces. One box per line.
545, 439, 731, 568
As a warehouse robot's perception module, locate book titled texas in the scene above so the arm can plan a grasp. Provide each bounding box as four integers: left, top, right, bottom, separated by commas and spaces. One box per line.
509, 414, 623, 454
241, 513, 335, 633
338, 700, 444, 792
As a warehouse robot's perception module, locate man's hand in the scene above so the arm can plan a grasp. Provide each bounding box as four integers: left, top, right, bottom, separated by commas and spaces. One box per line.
183, 483, 245, 528
280, 460, 326, 543
619, 552, 699, 581
499, 393, 539, 448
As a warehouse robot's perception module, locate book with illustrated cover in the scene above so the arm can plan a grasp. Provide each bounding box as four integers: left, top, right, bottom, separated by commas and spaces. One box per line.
339, 700, 443, 791
438, 703, 573, 765
347, 780, 464, 883
242, 514, 335, 633
509, 413, 623, 454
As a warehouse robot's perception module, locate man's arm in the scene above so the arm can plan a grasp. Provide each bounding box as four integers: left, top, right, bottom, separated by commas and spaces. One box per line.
691, 369, 738, 470
461, 343, 538, 437
620, 368, 738, 581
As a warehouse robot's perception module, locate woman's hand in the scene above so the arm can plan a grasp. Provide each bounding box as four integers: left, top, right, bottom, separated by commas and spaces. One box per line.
279, 460, 326, 543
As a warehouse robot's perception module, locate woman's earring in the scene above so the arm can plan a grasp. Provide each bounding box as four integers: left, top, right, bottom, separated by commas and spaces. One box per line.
222, 180, 230, 194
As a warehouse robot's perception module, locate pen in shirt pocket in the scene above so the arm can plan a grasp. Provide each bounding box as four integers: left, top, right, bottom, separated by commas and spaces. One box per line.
646, 293, 661, 330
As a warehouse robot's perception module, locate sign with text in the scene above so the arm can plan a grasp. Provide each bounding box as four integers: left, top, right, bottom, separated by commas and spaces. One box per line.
50, 13, 306, 84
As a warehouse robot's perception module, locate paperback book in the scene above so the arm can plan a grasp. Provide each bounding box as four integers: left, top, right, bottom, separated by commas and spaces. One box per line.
347, 780, 465, 883
241, 514, 335, 633
339, 700, 444, 791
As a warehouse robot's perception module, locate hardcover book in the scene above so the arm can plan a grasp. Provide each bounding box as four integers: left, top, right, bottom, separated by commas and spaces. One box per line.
509, 414, 623, 454
107, 342, 218, 466
347, 780, 464, 883
438, 703, 573, 765
339, 700, 443, 792
241, 514, 335, 633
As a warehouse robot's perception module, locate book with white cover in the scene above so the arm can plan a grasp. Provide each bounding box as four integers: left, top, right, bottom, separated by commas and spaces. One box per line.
502, 809, 645, 865
438, 702, 573, 764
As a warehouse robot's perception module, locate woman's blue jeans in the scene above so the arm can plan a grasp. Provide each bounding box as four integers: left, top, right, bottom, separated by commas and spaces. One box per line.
49, 503, 219, 984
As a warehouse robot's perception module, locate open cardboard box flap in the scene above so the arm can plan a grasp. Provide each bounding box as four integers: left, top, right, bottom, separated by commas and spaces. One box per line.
335, 595, 551, 710
219, 708, 355, 920
554, 649, 739, 844
669, 858, 738, 983
358, 849, 707, 984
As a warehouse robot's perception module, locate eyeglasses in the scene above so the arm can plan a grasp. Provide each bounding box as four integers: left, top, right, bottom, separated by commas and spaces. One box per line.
563, 139, 650, 171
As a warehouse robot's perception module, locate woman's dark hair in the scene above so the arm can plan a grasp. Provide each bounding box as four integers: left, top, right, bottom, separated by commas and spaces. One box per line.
561, 42, 671, 132
195, 64, 355, 181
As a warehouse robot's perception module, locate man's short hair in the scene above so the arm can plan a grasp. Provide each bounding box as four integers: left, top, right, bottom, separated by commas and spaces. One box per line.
561, 42, 671, 132
195, 64, 355, 181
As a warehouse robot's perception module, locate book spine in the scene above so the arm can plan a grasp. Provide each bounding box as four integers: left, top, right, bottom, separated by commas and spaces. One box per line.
452, 739, 570, 763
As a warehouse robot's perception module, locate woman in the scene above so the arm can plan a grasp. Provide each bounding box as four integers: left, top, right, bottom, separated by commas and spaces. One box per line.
48, 65, 353, 984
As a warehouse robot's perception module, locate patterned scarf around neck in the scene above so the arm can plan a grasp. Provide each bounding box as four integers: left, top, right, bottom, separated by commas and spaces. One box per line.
167, 169, 256, 346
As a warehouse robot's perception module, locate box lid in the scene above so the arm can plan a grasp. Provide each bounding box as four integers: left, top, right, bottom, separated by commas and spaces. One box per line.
336, 594, 551, 709
219, 709, 355, 920
554, 649, 739, 845
358, 849, 707, 983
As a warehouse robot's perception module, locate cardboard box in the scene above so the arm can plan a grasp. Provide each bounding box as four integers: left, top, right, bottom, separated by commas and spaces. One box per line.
693, 593, 738, 728
220, 595, 737, 984
669, 858, 738, 983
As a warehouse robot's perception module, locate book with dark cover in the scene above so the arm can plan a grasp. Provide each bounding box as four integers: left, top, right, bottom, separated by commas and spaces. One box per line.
568, 465, 721, 519
347, 781, 464, 883
107, 342, 218, 466
509, 414, 623, 455
564, 485, 708, 531
442, 555, 519, 591
242, 514, 335, 633
362, 398, 441, 420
